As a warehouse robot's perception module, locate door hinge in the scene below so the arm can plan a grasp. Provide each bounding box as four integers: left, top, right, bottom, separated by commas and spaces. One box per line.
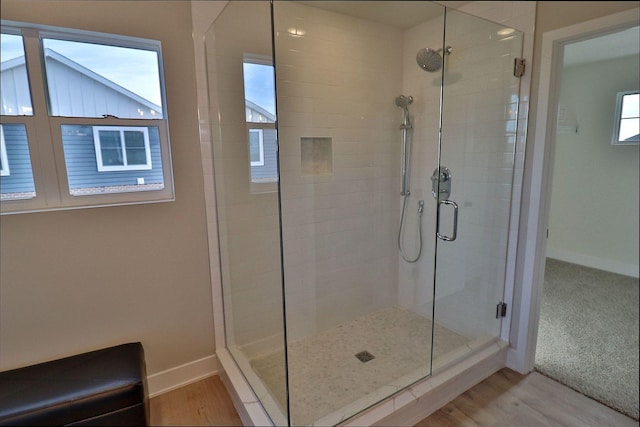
496, 301, 508, 318
514, 58, 525, 77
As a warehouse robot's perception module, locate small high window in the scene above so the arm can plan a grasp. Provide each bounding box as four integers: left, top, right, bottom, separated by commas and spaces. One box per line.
612, 91, 639, 145
94, 126, 152, 171
249, 129, 264, 166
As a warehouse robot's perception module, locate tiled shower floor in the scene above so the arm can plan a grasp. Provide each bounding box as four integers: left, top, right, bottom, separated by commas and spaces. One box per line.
249, 305, 471, 426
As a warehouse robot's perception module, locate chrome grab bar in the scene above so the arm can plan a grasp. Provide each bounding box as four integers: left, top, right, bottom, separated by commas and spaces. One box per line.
437, 199, 458, 242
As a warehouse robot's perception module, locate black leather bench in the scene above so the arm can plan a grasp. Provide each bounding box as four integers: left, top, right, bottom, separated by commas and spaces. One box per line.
0, 342, 149, 426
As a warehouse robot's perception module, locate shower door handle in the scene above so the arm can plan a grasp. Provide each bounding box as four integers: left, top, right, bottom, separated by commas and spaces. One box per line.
437, 200, 458, 242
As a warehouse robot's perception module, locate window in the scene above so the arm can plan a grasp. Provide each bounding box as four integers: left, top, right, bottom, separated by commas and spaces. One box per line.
1, 20, 173, 214
243, 55, 277, 188
0, 123, 36, 201
249, 129, 264, 166
0, 126, 9, 176
0, 33, 33, 116
94, 126, 152, 171
612, 91, 639, 145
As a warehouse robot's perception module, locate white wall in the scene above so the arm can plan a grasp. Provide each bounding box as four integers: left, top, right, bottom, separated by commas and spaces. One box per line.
397, 10, 443, 315
509, 2, 639, 373
547, 55, 640, 278
1, 0, 215, 380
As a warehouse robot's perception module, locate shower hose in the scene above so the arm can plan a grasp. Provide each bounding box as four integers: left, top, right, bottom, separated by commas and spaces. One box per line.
398, 196, 424, 263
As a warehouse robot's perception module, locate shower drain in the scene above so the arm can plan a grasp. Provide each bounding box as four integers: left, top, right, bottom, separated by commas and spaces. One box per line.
355, 350, 375, 363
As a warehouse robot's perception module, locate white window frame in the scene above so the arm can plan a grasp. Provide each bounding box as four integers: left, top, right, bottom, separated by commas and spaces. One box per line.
0, 125, 9, 176
93, 126, 152, 171
0, 20, 174, 215
248, 128, 264, 166
612, 90, 639, 146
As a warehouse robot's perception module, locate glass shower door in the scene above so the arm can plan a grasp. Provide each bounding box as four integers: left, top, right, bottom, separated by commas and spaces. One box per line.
205, 2, 288, 425
432, 9, 524, 370
271, 1, 446, 425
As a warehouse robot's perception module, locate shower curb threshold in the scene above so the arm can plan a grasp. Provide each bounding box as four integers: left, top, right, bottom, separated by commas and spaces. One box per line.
343, 339, 508, 426
218, 340, 508, 426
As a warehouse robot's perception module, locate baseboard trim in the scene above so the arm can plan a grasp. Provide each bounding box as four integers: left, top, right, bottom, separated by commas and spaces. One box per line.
546, 248, 639, 278
147, 354, 220, 398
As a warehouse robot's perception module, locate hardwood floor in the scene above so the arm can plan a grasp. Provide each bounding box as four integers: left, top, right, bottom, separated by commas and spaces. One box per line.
418, 368, 637, 427
150, 375, 243, 426
149, 368, 639, 426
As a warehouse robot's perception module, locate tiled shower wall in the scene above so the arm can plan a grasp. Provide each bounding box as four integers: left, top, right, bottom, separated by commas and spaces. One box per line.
399, 2, 535, 340
273, 2, 404, 341
439, 2, 534, 340
198, 0, 535, 351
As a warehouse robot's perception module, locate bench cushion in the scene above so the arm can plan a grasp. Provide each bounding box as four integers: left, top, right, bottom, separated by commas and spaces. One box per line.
0, 342, 148, 426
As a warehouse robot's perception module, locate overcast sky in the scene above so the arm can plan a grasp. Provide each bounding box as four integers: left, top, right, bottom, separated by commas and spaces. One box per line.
2, 33, 278, 115
1, 34, 162, 107
243, 62, 276, 115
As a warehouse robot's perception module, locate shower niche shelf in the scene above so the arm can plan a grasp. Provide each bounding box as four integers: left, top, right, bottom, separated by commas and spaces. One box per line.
301, 137, 332, 176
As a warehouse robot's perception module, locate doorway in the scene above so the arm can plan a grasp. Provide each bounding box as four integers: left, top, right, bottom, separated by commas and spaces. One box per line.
527, 13, 639, 422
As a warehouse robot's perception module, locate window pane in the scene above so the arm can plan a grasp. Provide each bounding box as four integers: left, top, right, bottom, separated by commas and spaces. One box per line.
62, 124, 163, 196
249, 128, 278, 183
126, 148, 147, 165
42, 38, 163, 119
99, 130, 124, 166
249, 130, 262, 163
619, 118, 639, 142
621, 93, 639, 119
101, 147, 124, 166
124, 130, 148, 165
0, 124, 36, 200
1, 33, 34, 116
124, 130, 145, 148
243, 62, 276, 123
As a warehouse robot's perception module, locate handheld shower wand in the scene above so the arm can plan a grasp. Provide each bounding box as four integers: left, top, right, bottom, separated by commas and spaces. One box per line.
395, 95, 413, 196
395, 95, 423, 263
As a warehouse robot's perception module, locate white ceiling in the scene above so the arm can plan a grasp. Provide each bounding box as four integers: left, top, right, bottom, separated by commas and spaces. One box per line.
564, 26, 640, 66
298, 2, 639, 66
299, 1, 446, 29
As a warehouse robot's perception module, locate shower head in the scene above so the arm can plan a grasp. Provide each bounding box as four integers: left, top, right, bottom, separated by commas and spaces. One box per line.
416, 46, 452, 72
395, 95, 413, 129
395, 95, 413, 109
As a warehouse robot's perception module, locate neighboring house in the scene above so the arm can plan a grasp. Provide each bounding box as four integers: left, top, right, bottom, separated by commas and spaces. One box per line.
0, 49, 164, 199
0, 123, 35, 199
245, 99, 277, 182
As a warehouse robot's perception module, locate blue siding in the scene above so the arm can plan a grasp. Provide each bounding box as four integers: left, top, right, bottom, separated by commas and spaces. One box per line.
0, 124, 36, 195
250, 128, 278, 180
61, 125, 164, 189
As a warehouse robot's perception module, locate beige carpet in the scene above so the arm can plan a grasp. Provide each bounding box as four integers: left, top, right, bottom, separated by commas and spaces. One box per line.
535, 258, 639, 421
250, 305, 470, 426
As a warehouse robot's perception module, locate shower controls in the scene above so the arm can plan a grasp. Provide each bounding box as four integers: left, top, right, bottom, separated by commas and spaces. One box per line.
430, 166, 452, 200
433, 166, 458, 242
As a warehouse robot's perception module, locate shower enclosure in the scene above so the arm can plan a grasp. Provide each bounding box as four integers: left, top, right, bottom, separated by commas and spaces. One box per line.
205, 1, 524, 425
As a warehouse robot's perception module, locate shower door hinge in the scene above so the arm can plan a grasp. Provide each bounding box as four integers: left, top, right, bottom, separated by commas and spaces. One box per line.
496, 301, 508, 318
514, 58, 526, 77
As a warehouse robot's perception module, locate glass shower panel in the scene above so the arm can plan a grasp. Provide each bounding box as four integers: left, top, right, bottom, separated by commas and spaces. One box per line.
432, 10, 523, 370
204, 2, 287, 425
271, 2, 444, 425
